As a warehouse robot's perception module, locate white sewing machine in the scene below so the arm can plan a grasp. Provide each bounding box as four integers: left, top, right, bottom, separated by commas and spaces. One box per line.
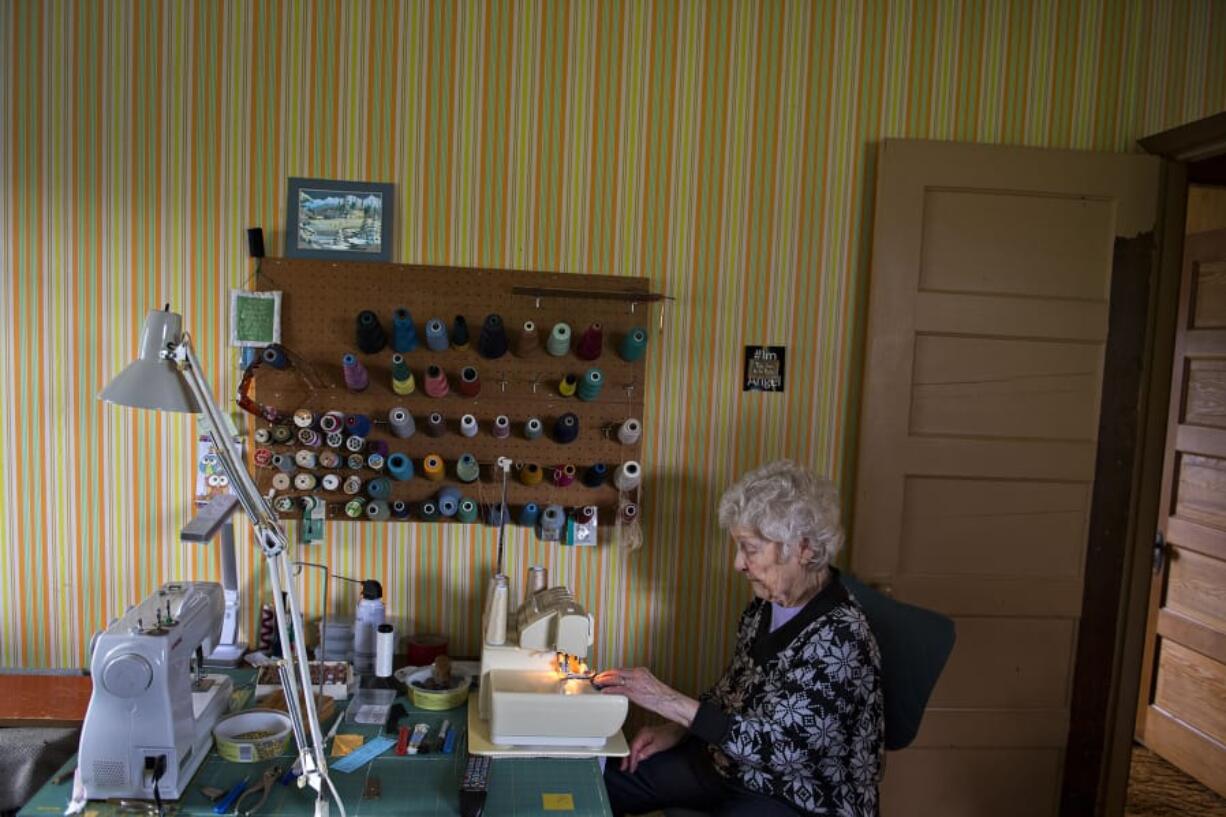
478, 568, 627, 748
79, 582, 234, 800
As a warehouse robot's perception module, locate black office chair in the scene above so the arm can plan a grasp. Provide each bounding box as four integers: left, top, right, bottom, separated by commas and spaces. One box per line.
661, 576, 955, 816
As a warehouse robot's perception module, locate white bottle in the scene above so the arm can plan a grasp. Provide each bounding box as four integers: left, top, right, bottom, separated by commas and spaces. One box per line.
353, 580, 385, 675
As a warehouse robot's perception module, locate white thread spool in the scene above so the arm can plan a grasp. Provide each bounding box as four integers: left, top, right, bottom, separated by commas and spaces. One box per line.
617, 418, 642, 446
321, 473, 341, 491
460, 414, 479, 438
294, 449, 317, 469
389, 407, 416, 438
293, 473, 317, 491
614, 461, 642, 491
375, 623, 396, 677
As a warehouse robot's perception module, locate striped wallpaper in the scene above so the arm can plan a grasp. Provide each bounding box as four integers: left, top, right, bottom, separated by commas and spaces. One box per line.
2, 2, 1224, 698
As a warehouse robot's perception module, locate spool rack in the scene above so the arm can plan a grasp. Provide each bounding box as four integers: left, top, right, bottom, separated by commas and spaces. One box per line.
250, 257, 654, 522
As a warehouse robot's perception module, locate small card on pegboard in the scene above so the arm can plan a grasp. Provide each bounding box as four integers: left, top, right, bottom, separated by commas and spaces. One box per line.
743, 345, 785, 392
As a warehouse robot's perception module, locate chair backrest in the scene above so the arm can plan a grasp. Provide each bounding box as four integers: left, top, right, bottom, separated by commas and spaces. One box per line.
842, 573, 956, 750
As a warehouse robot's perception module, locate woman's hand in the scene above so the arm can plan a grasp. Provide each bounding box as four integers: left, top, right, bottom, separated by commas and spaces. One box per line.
621, 722, 686, 774
593, 667, 700, 727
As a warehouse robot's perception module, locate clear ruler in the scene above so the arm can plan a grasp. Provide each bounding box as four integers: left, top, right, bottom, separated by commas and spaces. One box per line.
330, 736, 398, 773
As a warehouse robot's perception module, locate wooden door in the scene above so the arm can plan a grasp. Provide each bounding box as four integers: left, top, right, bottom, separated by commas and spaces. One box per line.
852, 139, 1160, 816
1135, 189, 1226, 797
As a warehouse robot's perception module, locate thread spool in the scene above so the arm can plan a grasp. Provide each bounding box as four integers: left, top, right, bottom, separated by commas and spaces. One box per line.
558, 374, 578, 397
347, 453, 366, 470
619, 326, 648, 362
370, 440, 389, 458
541, 505, 565, 537
254, 448, 273, 468
553, 413, 579, 444
577, 368, 603, 401
271, 473, 292, 491
620, 502, 639, 524
342, 413, 371, 438
424, 365, 450, 398
320, 411, 345, 434
423, 454, 445, 481
478, 313, 509, 358
321, 473, 341, 491
391, 500, 411, 519
576, 323, 603, 360
437, 486, 462, 517
419, 501, 439, 521
618, 418, 641, 445
292, 408, 314, 428
459, 414, 479, 438
297, 427, 322, 448
392, 307, 419, 353
552, 464, 577, 487
547, 322, 572, 356
520, 463, 544, 486
342, 353, 369, 391
451, 315, 470, 349
614, 461, 642, 491
366, 453, 385, 471
345, 435, 366, 453
272, 453, 296, 474
294, 449, 317, 469
425, 318, 449, 352
319, 450, 341, 469
519, 503, 541, 527
455, 453, 480, 483
492, 415, 510, 439
524, 417, 543, 440
576, 505, 597, 525
271, 425, 293, 444
582, 463, 608, 487
457, 498, 478, 523
388, 407, 416, 438
487, 502, 508, 527
515, 320, 540, 357
273, 494, 295, 513
387, 453, 415, 481
356, 310, 387, 354
426, 412, 446, 437
262, 345, 289, 369
345, 498, 366, 518
458, 366, 481, 397
294, 473, 317, 491
343, 475, 363, 495
391, 354, 416, 395
254, 428, 272, 445
366, 501, 391, 522
326, 432, 345, 449
528, 565, 548, 594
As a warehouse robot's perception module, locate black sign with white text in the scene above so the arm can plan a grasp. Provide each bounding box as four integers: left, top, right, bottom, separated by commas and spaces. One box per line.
743, 345, 786, 392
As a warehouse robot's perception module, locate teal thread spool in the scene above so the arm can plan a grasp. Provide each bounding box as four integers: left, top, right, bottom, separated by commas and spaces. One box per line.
618, 326, 648, 362
387, 453, 415, 481
577, 368, 603, 401
366, 477, 391, 500
518, 503, 541, 527
457, 498, 478, 523
455, 453, 480, 483
547, 322, 572, 356
365, 500, 390, 521
524, 417, 543, 440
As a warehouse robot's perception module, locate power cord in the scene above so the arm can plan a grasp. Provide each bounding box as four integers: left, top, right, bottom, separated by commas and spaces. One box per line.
150, 755, 167, 817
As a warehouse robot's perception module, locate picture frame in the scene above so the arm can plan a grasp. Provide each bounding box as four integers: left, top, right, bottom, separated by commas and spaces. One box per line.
230, 288, 282, 347
285, 177, 394, 261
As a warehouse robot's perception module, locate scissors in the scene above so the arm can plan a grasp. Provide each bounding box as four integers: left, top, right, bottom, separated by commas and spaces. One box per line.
233, 765, 283, 816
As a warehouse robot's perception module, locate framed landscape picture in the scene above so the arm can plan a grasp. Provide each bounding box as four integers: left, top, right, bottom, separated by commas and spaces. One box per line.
285, 177, 393, 261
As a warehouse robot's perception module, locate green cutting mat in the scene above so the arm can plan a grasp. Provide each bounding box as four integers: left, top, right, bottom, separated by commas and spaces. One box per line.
20, 677, 612, 817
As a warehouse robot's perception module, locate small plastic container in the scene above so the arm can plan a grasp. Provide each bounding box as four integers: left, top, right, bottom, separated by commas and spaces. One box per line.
213, 709, 292, 762
346, 687, 397, 725
403, 666, 471, 711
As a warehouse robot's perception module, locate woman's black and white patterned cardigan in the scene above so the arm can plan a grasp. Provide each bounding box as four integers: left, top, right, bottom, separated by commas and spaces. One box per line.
688, 572, 884, 816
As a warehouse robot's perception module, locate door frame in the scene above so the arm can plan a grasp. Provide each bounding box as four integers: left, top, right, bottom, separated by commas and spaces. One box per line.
1065, 112, 1226, 817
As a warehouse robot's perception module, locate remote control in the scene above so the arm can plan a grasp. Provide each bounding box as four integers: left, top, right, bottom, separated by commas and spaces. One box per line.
459, 753, 491, 817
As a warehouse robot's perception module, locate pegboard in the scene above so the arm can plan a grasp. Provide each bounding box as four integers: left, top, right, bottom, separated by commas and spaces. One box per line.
249, 257, 655, 523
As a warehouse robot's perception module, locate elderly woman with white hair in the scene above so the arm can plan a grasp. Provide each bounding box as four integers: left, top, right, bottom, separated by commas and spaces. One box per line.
596, 460, 883, 816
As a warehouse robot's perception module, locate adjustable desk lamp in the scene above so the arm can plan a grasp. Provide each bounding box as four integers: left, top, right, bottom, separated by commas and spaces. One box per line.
100, 306, 341, 817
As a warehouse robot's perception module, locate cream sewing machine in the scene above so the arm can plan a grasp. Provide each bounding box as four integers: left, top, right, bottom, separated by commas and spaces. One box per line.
477, 568, 628, 748
78, 582, 234, 800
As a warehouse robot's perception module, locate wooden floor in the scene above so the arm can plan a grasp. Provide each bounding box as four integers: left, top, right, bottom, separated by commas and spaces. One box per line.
1126, 744, 1226, 817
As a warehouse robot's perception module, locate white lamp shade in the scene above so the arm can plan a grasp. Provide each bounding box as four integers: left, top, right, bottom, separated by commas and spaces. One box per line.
99, 309, 201, 413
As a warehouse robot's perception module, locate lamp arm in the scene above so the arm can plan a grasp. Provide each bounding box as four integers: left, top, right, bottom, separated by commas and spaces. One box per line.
170, 339, 340, 817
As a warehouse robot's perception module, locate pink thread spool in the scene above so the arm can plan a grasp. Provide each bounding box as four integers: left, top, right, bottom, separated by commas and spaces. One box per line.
424, 365, 450, 398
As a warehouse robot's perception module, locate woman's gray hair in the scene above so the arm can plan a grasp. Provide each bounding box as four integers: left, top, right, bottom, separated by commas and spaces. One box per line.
718, 460, 845, 571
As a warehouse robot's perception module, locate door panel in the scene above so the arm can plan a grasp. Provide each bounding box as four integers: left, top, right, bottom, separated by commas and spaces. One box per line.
1137, 203, 1226, 797
854, 139, 1160, 816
